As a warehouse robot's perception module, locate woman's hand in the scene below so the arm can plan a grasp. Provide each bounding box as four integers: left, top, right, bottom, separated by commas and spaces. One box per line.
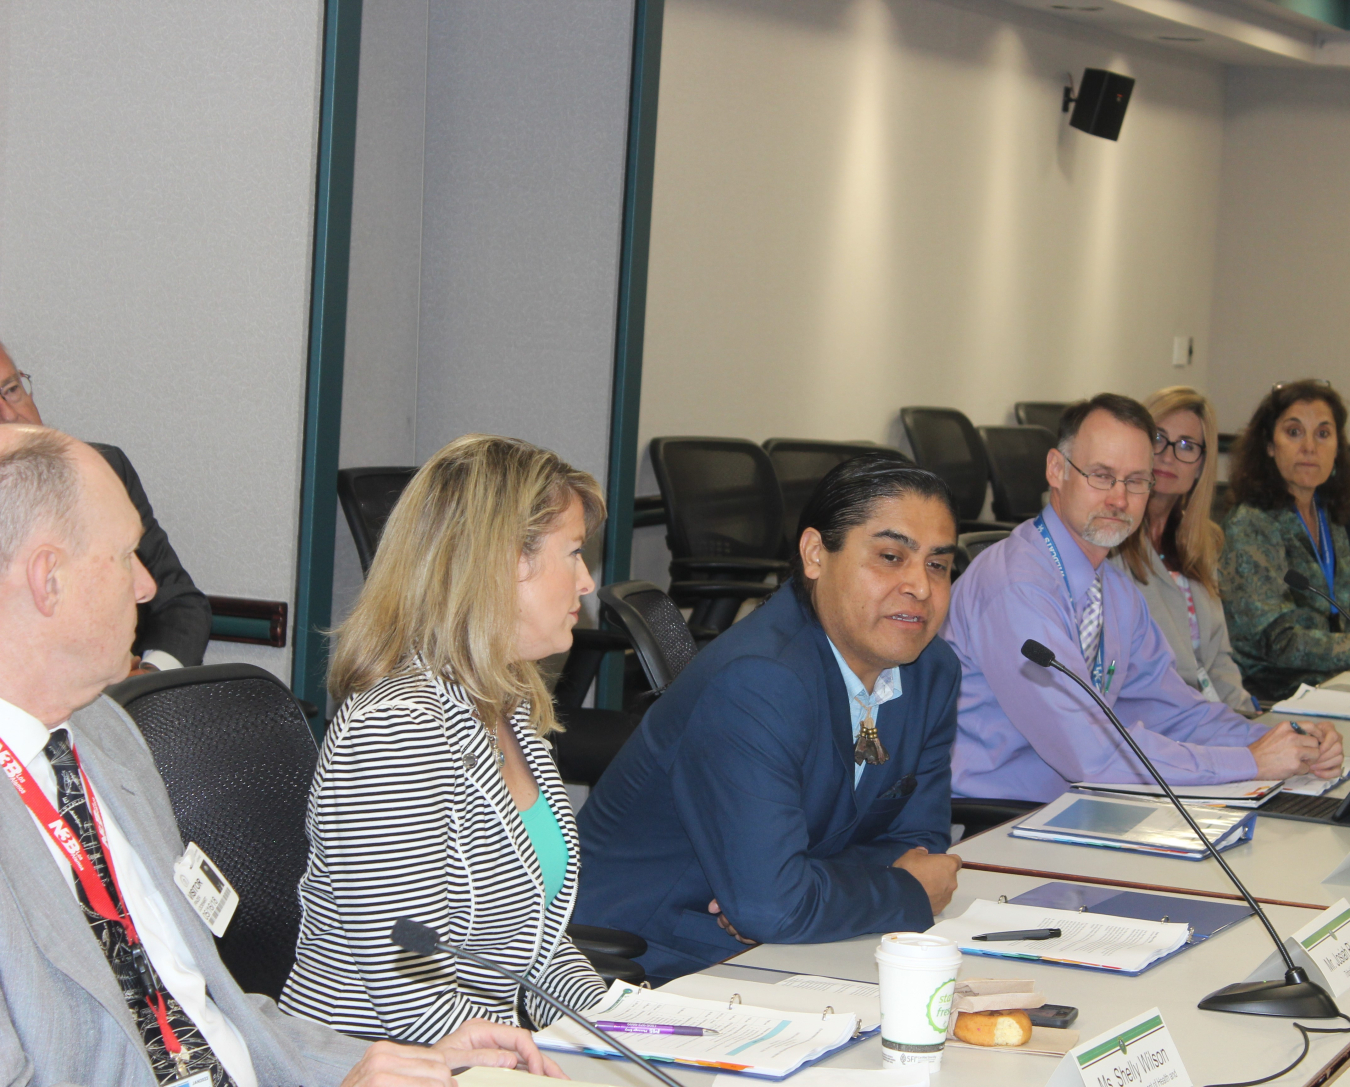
433, 1018, 568, 1078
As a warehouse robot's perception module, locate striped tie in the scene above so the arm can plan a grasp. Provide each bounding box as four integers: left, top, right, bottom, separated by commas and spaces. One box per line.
1079, 573, 1103, 673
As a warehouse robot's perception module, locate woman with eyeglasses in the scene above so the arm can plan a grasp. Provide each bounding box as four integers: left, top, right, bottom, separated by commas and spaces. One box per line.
1112, 387, 1257, 714
1218, 379, 1350, 701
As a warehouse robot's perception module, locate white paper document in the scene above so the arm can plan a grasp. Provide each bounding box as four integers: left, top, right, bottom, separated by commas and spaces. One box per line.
657, 973, 881, 1032
1071, 779, 1281, 806
713, 1071, 927, 1086
927, 899, 1191, 973
1282, 757, 1350, 796
1272, 683, 1350, 719
534, 980, 860, 1078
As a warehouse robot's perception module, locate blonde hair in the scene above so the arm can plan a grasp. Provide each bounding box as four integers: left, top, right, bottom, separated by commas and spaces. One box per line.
1117, 387, 1223, 597
329, 434, 605, 735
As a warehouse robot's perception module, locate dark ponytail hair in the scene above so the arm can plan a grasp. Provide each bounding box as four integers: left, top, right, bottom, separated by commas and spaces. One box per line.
789, 451, 959, 607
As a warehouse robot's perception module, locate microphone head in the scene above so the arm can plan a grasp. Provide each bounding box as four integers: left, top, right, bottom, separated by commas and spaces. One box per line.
1021, 639, 1057, 667
1285, 570, 1312, 592
391, 918, 440, 957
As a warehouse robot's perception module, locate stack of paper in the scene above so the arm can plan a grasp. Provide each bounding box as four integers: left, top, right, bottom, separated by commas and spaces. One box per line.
534, 980, 861, 1078
1012, 792, 1255, 858
1272, 683, 1350, 719
928, 899, 1191, 974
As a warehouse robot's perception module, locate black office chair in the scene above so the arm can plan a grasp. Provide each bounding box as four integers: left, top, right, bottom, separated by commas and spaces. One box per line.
649, 437, 788, 638
336, 467, 419, 575
1015, 402, 1069, 434
108, 665, 648, 988
951, 799, 1041, 841
106, 664, 321, 1001
762, 439, 912, 558
899, 408, 1014, 533
951, 530, 1011, 580
979, 425, 1055, 523
598, 581, 701, 695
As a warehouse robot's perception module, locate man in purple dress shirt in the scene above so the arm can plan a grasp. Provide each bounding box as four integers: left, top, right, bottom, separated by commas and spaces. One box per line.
943, 393, 1342, 803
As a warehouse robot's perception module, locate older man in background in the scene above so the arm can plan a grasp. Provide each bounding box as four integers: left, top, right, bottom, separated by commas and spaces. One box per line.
0, 341, 209, 669
0, 424, 560, 1086
943, 393, 1340, 803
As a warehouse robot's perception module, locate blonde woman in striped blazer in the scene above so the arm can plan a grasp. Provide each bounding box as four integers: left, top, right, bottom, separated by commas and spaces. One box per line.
280, 435, 608, 1042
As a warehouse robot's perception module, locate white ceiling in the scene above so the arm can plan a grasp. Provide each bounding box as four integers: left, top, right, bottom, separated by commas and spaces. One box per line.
1000, 0, 1350, 64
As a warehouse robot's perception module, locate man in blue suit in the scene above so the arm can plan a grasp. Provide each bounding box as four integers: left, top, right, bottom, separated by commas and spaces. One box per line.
576, 453, 964, 979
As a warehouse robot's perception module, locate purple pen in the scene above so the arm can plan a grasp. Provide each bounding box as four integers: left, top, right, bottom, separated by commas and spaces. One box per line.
595, 1021, 719, 1036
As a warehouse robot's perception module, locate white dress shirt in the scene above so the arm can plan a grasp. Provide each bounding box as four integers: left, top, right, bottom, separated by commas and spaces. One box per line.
826, 637, 903, 787
0, 695, 257, 1087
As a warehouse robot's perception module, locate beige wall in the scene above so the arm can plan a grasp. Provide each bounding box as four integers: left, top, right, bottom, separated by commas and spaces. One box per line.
0, 2, 325, 679
1209, 67, 1350, 434
639, 0, 1227, 451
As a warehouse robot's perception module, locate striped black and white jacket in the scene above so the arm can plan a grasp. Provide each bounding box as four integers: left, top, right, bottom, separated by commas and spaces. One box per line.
279, 668, 607, 1041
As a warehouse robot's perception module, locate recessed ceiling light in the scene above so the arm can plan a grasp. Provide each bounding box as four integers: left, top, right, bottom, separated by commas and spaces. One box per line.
1157, 34, 1203, 39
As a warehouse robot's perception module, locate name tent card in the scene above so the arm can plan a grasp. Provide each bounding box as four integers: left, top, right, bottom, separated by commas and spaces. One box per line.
1245, 898, 1350, 998
1045, 1008, 1191, 1087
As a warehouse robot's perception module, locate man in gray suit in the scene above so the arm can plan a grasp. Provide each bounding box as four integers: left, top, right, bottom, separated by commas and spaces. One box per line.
0, 424, 562, 1086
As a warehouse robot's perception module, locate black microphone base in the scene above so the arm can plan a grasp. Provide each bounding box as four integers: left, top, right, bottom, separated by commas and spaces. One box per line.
1198, 969, 1340, 1018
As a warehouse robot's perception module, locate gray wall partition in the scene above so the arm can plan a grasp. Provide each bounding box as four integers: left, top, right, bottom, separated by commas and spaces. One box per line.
334, 0, 637, 640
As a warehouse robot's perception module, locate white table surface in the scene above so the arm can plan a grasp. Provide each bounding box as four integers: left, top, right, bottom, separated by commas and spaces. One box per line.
546, 869, 1350, 1087
954, 714, 1350, 908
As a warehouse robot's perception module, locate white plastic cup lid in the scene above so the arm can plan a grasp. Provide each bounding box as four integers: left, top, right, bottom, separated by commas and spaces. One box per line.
876, 931, 960, 961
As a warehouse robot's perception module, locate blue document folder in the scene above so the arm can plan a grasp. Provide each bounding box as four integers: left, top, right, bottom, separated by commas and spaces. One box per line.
1004, 882, 1254, 975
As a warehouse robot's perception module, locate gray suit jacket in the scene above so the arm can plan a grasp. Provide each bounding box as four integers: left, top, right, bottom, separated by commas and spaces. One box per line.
0, 695, 367, 1087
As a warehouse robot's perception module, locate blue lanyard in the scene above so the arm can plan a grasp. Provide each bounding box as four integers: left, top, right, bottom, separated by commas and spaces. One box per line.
1299, 502, 1338, 615
1034, 515, 1106, 690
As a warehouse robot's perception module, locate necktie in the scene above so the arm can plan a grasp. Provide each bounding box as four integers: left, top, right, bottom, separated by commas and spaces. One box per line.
43, 732, 235, 1087
1079, 574, 1104, 679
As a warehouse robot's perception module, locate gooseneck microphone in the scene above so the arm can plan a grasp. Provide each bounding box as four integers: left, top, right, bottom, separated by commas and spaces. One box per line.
1285, 569, 1345, 617
389, 919, 683, 1087
1019, 639, 1338, 1018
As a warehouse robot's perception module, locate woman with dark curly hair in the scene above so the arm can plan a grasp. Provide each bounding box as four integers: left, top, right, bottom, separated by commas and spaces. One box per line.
1219, 379, 1350, 700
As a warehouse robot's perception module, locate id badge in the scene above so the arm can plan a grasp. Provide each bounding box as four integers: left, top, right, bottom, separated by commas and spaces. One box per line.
165, 1072, 212, 1087
1195, 665, 1221, 703
172, 842, 239, 938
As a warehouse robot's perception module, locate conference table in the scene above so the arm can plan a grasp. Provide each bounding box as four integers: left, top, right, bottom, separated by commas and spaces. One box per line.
546, 703, 1350, 1085
548, 868, 1350, 1086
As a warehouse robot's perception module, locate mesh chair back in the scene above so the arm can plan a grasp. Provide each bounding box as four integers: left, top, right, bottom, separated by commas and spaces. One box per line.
953, 529, 1011, 579
649, 438, 784, 562
1015, 402, 1068, 434
899, 408, 990, 520
106, 664, 318, 1001
598, 581, 699, 693
980, 425, 1055, 522
762, 439, 912, 554
337, 467, 418, 575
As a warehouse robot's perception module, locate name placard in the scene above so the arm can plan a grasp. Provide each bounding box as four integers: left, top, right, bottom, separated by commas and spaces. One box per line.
1046, 1007, 1191, 1087
1294, 898, 1350, 998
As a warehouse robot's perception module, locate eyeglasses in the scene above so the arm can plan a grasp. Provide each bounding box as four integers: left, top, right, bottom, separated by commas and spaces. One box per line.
1063, 454, 1154, 494
0, 372, 32, 405
1154, 431, 1205, 464
1273, 379, 1331, 393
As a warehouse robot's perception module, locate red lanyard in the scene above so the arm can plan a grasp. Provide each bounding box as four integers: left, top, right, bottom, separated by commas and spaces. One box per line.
0, 733, 183, 1054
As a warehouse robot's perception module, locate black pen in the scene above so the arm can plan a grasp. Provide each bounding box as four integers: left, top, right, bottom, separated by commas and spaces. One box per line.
971, 928, 1062, 942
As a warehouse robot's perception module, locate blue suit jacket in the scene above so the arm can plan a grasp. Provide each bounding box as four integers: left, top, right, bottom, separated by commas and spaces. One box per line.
574, 586, 960, 978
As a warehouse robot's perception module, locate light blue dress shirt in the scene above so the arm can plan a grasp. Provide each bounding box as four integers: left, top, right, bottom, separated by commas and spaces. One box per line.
826, 638, 903, 787
941, 504, 1264, 802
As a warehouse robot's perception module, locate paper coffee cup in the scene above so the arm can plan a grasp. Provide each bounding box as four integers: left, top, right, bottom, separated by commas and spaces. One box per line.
875, 931, 961, 1070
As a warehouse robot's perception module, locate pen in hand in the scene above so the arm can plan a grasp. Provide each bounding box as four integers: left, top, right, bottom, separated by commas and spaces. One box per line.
971, 928, 1062, 942
595, 1021, 719, 1036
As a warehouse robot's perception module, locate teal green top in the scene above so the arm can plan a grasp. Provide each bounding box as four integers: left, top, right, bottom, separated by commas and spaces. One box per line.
519, 792, 568, 906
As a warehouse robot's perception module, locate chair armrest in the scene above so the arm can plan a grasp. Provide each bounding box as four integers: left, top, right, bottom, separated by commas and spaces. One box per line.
569, 628, 631, 652
670, 557, 790, 578
568, 923, 648, 960
579, 948, 646, 985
